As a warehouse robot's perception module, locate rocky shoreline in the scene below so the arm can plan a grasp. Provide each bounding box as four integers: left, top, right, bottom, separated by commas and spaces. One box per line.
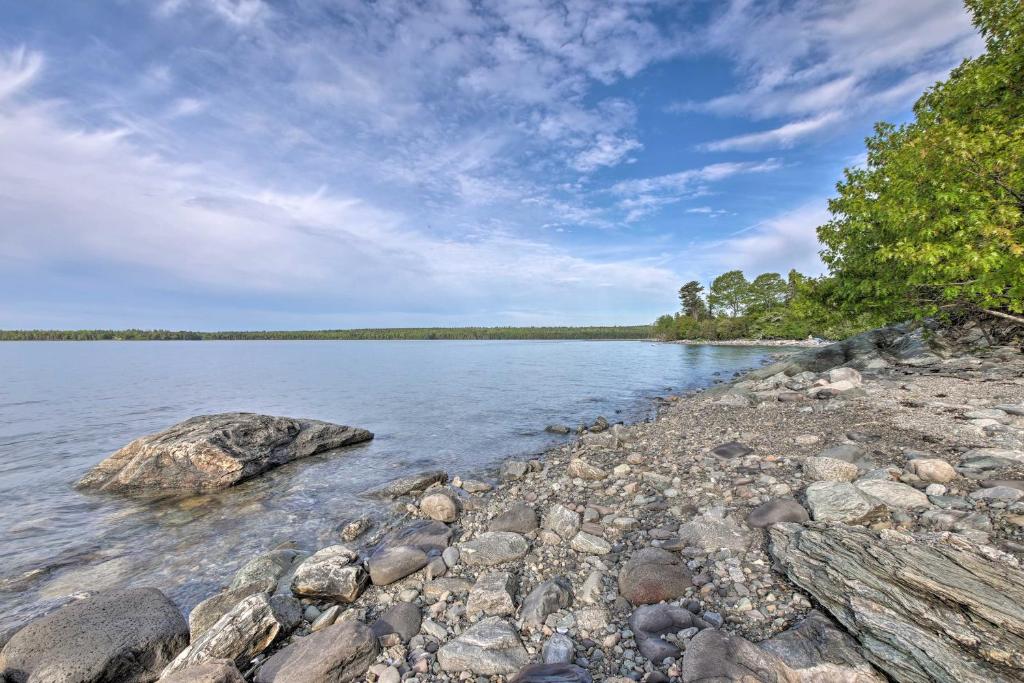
671, 338, 829, 348
3, 318, 1024, 683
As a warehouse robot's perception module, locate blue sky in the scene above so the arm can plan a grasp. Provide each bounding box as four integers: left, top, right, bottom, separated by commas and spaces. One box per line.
0, 0, 982, 329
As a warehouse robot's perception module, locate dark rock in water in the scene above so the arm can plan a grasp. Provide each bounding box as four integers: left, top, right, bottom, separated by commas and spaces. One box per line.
545, 425, 572, 435
769, 522, 1024, 682
371, 602, 422, 644
254, 621, 378, 683
76, 413, 373, 493
711, 441, 753, 458
368, 520, 453, 585
370, 469, 448, 498
618, 548, 692, 605
629, 604, 708, 661
588, 416, 610, 433
229, 548, 303, 592
682, 629, 797, 682
521, 577, 573, 629
161, 659, 245, 683
760, 610, 884, 682
489, 503, 539, 533
511, 663, 593, 683
0, 588, 188, 683
374, 519, 453, 556
746, 498, 809, 528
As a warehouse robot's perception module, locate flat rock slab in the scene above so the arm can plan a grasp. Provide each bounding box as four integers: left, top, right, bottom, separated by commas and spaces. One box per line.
510, 664, 593, 683
370, 470, 449, 498
459, 532, 529, 566
77, 413, 372, 493
747, 498, 809, 528
0, 587, 188, 683
711, 441, 753, 458
437, 617, 529, 676
161, 659, 245, 683
254, 621, 378, 683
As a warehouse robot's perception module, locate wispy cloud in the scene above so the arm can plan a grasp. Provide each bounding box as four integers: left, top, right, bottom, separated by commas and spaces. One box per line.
0, 46, 42, 101
699, 112, 841, 151
611, 160, 781, 196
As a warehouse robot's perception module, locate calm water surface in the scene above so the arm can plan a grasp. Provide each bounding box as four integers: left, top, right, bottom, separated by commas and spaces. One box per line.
0, 340, 775, 629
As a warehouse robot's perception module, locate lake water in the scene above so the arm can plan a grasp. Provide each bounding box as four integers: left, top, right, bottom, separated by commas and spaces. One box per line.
0, 340, 776, 629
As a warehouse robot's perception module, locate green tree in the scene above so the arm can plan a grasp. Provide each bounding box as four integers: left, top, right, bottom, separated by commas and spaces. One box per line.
745, 273, 788, 312
818, 0, 1024, 321
677, 281, 708, 319
708, 270, 749, 317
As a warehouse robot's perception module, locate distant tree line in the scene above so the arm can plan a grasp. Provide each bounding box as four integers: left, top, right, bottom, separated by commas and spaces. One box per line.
0, 326, 654, 342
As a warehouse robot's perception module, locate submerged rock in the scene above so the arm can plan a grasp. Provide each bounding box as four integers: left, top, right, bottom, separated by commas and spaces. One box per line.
371, 470, 449, 498
77, 413, 372, 492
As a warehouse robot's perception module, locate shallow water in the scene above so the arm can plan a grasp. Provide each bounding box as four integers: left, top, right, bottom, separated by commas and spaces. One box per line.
0, 340, 776, 628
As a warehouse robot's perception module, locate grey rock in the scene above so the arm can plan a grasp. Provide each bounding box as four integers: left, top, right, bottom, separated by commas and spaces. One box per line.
190, 583, 268, 641
980, 479, 1024, 492
0, 588, 187, 683
423, 577, 474, 600
371, 602, 422, 643
368, 546, 428, 586
543, 504, 581, 541
854, 479, 931, 510
545, 425, 572, 435
229, 549, 301, 592
769, 522, 1024, 683
677, 511, 756, 552
254, 621, 378, 683
682, 629, 798, 682
711, 441, 753, 458
747, 498, 809, 528
420, 490, 460, 523
501, 460, 530, 481
77, 413, 372, 492
467, 571, 517, 617
459, 532, 529, 566
567, 458, 606, 480
804, 482, 889, 525
371, 469, 448, 498
630, 604, 708, 662
160, 659, 245, 683
569, 531, 611, 555
542, 634, 575, 664
579, 570, 604, 604
437, 617, 530, 675
618, 548, 692, 605
521, 577, 573, 629
760, 610, 885, 682
804, 456, 860, 482
970, 486, 1024, 502
291, 545, 367, 602
510, 664, 592, 683
819, 443, 875, 471
488, 504, 539, 533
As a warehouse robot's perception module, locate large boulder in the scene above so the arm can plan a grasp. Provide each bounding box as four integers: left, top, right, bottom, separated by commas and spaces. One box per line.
254, 621, 378, 683
437, 618, 530, 675
682, 629, 799, 682
0, 588, 188, 683
77, 413, 372, 492
760, 611, 885, 683
769, 522, 1024, 682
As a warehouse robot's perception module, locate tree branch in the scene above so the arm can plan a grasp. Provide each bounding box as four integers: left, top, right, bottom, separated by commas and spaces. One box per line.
981, 308, 1024, 326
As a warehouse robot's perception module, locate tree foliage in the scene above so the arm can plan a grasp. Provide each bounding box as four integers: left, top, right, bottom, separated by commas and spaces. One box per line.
818, 0, 1024, 319
708, 270, 749, 317
678, 281, 709, 319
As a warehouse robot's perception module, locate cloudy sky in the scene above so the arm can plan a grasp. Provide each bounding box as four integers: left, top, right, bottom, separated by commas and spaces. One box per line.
0, 0, 982, 329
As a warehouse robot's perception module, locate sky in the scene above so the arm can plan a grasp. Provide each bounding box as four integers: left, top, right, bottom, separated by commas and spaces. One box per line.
0, 0, 984, 329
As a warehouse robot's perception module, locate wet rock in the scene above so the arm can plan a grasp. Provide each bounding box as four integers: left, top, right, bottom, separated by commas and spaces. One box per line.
908, 459, 957, 484
371, 602, 422, 644
163, 593, 287, 676
854, 479, 931, 510
711, 441, 753, 458
371, 469, 448, 498
468, 571, 517, 617
542, 634, 575, 664
488, 503, 539, 533
570, 531, 611, 555
420, 490, 460, 523
546, 425, 572, 435
0, 588, 188, 683
618, 548, 691, 605
340, 516, 371, 542
511, 664, 593, 683
77, 413, 372, 492
630, 604, 708, 661
254, 621, 378, 683
368, 546, 429, 586
804, 456, 859, 482
160, 659, 245, 683
769, 522, 1024, 682
459, 532, 529, 566
682, 629, 797, 682
804, 482, 889, 525
747, 498, 809, 528
190, 583, 268, 641
760, 610, 886, 682
437, 617, 530, 675
521, 577, 573, 629
544, 504, 581, 540
229, 549, 302, 592
291, 545, 367, 602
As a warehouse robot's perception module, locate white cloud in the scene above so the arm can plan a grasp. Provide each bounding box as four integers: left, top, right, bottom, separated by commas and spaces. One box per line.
611, 160, 781, 196
572, 134, 642, 173
699, 112, 841, 152
167, 97, 206, 118
697, 203, 828, 276
0, 47, 43, 102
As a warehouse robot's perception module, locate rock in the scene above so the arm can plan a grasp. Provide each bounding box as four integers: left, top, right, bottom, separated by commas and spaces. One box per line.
437, 617, 530, 675
574, 606, 609, 632
501, 460, 531, 481
969, 486, 1024, 502
769, 522, 1024, 682
521, 577, 573, 629
828, 367, 862, 385
340, 516, 371, 542
682, 629, 798, 682
468, 571, 517, 617
760, 610, 886, 683
980, 479, 1024, 492
420, 490, 460, 523
377, 666, 400, 683
372, 469, 448, 498
545, 425, 572, 435
804, 482, 889, 525
854, 479, 931, 510
544, 504, 581, 540
959, 448, 1024, 471
711, 441, 753, 458
77, 413, 372, 492
253, 621, 378, 683
459, 532, 529, 566
368, 546, 429, 586
630, 604, 708, 662
190, 583, 268, 641
908, 458, 958, 483
569, 531, 611, 555
163, 593, 286, 675
677, 511, 755, 552
460, 479, 492, 493
618, 548, 692, 605
371, 602, 422, 643
160, 659, 245, 683
579, 570, 604, 604
567, 459, 606, 480
229, 549, 301, 592
542, 634, 575, 664
804, 456, 860, 482
291, 545, 367, 602
423, 577, 474, 600
511, 664, 593, 683
309, 605, 340, 632
747, 498, 809, 528
489, 503, 539, 533
442, 546, 460, 567
0, 588, 187, 683
818, 443, 875, 470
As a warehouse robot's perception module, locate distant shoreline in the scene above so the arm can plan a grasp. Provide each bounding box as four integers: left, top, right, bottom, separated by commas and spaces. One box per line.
671, 338, 830, 348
